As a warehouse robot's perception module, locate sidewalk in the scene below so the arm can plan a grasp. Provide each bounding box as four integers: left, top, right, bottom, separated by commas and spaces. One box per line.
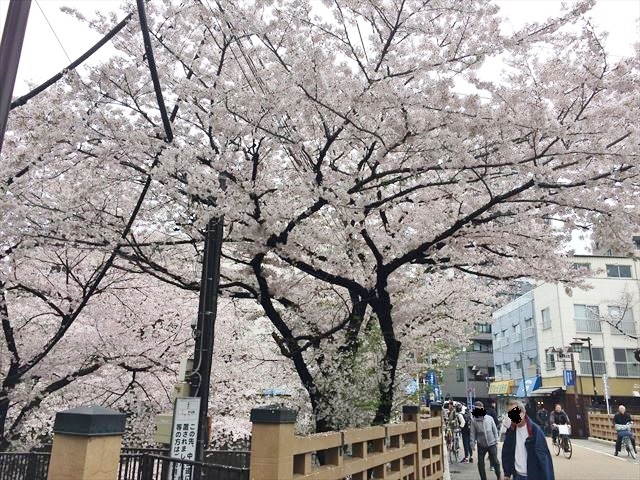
445, 445, 500, 480
445, 436, 639, 480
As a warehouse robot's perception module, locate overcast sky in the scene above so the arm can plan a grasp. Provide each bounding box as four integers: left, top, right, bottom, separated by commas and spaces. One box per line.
1, 0, 638, 97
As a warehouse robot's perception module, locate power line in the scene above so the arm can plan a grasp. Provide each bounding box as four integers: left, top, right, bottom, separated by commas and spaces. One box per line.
35, 0, 71, 63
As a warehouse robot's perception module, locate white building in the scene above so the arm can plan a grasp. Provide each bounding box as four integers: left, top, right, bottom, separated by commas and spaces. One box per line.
490, 254, 640, 433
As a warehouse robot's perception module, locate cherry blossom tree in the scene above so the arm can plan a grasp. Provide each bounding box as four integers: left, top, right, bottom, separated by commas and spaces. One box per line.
2, 0, 639, 438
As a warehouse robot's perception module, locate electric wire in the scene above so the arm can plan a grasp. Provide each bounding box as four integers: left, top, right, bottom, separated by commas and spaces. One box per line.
35, 0, 71, 63
10, 13, 133, 110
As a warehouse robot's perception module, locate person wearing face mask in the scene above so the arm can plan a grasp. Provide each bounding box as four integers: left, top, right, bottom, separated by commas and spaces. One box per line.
470, 401, 501, 480
502, 398, 555, 480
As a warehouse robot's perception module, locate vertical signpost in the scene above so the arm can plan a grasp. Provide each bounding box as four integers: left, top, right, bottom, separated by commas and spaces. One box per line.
602, 374, 611, 414
169, 397, 201, 479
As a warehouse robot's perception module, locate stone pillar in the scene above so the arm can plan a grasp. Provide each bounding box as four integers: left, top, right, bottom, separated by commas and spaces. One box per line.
47, 405, 126, 480
249, 405, 296, 480
429, 401, 443, 418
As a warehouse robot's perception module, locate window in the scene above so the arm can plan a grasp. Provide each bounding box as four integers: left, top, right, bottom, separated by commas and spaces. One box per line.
524, 317, 535, 337
513, 324, 521, 337
475, 323, 491, 333
608, 306, 636, 336
541, 308, 551, 330
546, 352, 556, 371
574, 304, 601, 332
494, 333, 500, 347
456, 368, 464, 382
488, 367, 495, 377
614, 349, 640, 377
515, 359, 522, 370
502, 329, 509, 344
572, 262, 591, 271
633, 237, 640, 250
505, 363, 512, 373
579, 347, 606, 376
529, 356, 538, 367
606, 264, 632, 278
473, 341, 493, 353
496, 365, 502, 375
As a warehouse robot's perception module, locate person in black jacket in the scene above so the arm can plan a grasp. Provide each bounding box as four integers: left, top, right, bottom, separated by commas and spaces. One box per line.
548, 404, 570, 448
502, 398, 555, 480
613, 404, 636, 455
487, 400, 499, 428
536, 406, 549, 435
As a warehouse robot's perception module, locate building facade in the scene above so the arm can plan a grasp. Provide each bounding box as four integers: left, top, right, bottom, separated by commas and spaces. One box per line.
439, 322, 495, 406
489, 254, 640, 431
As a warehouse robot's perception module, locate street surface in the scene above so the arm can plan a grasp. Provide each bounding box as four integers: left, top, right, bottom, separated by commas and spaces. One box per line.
445, 437, 639, 480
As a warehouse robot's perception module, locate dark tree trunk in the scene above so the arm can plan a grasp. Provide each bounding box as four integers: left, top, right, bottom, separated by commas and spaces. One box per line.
371, 290, 401, 426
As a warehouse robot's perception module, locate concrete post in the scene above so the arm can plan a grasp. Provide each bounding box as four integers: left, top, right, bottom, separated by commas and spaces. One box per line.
47, 405, 126, 480
249, 405, 296, 480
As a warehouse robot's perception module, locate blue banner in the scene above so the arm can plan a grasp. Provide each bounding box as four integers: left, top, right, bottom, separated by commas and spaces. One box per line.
425, 370, 437, 386
563, 369, 576, 387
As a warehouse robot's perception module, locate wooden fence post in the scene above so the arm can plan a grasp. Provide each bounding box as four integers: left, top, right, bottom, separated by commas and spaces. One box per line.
403, 405, 422, 479
47, 405, 126, 480
249, 405, 296, 480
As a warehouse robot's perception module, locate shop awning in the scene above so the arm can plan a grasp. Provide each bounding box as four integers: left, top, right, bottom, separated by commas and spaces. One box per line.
530, 386, 564, 396
516, 376, 541, 397
488, 380, 514, 395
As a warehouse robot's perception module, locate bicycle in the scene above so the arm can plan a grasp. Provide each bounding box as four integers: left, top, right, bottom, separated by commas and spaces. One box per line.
617, 423, 637, 460
446, 426, 461, 464
552, 424, 572, 459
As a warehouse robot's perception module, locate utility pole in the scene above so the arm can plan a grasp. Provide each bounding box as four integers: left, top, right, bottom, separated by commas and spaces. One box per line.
462, 346, 470, 410
189, 217, 224, 463
0, 0, 31, 154
514, 322, 528, 400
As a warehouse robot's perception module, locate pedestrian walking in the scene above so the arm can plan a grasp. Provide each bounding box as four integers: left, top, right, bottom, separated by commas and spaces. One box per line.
460, 405, 473, 463
536, 405, 549, 435
470, 401, 501, 480
487, 400, 499, 428
502, 398, 555, 480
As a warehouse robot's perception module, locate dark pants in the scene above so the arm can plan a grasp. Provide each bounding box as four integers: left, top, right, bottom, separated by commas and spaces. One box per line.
551, 426, 565, 443
462, 431, 472, 458
616, 431, 636, 453
477, 444, 501, 480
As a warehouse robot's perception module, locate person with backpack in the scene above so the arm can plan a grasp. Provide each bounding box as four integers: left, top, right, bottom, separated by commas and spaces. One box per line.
459, 405, 473, 463
470, 401, 501, 480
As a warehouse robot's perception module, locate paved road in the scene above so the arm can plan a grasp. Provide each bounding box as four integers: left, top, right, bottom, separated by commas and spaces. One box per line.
446, 437, 639, 480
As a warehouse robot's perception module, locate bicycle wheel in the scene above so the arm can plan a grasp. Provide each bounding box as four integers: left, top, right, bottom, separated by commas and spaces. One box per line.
452, 435, 460, 463
553, 437, 560, 456
563, 436, 572, 459
626, 440, 636, 459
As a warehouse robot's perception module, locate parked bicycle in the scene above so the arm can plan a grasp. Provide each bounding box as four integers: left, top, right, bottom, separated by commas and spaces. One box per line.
552, 424, 572, 459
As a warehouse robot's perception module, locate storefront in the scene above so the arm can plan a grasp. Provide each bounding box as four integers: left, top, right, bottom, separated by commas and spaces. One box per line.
488, 380, 515, 415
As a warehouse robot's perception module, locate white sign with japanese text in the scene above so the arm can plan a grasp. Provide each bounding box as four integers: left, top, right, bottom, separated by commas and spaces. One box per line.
169, 397, 200, 480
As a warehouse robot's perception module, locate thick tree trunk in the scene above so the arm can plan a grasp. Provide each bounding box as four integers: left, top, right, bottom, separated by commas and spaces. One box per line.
371, 291, 401, 426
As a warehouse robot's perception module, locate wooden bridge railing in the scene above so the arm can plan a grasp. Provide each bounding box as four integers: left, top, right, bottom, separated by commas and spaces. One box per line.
587, 412, 640, 442
249, 405, 443, 480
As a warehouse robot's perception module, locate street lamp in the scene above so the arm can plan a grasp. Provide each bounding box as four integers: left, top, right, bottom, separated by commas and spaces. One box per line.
546, 345, 588, 438
573, 337, 598, 406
